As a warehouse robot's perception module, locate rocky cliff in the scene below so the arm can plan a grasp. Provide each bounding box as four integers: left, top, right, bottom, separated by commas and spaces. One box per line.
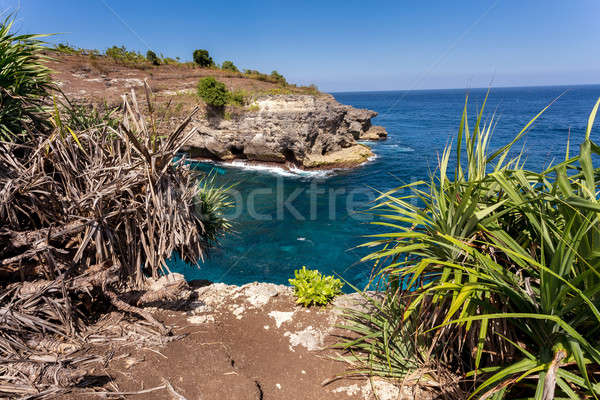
185, 94, 387, 169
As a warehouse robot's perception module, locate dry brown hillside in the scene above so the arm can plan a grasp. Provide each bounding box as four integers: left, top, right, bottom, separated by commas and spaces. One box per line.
45, 52, 319, 109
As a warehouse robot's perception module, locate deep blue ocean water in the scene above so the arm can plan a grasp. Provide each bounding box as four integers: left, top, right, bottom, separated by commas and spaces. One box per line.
171, 85, 600, 289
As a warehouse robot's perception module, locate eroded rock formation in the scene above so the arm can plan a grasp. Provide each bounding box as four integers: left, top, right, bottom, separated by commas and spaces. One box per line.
185, 94, 388, 169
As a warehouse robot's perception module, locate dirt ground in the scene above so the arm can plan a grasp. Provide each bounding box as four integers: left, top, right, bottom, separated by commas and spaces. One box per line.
63, 280, 414, 400
46, 53, 314, 108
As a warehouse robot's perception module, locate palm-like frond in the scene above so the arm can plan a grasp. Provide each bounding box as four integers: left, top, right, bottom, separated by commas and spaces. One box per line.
344, 94, 600, 399
0, 16, 53, 140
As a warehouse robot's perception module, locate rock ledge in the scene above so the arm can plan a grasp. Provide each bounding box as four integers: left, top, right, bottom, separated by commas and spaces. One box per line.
185, 94, 388, 169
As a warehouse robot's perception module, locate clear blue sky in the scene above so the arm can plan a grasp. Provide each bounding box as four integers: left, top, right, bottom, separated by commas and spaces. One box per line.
3, 0, 599, 92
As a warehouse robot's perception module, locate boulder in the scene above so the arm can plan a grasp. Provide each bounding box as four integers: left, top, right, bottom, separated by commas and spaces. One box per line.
359, 125, 388, 141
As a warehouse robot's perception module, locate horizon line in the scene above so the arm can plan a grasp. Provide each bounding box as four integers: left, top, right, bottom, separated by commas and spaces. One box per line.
328, 82, 600, 94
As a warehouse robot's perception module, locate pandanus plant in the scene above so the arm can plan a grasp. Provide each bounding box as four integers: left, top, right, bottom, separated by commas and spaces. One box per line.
342, 94, 600, 399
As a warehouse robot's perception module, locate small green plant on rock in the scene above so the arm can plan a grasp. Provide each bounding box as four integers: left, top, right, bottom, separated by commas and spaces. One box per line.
289, 266, 343, 307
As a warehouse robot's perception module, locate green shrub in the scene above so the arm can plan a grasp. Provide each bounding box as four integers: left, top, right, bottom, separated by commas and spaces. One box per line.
270, 70, 286, 85
0, 17, 53, 140
197, 77, 228, 107
244, 69, 270, 82
59, 98, 119, 131
342, 94, 600, 399
146, 50, 160, 65
162, 57, 179, 65
303, 84, 320, 95
246, 103, 260, 112
221, 60, 238, 72
289, 266, 343, 307
53, 42, 78, 54
228, 89, 247, 107
193, 49, 214, 67
105, 45, 146, 65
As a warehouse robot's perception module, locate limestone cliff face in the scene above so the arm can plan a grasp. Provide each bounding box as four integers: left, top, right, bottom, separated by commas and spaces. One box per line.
184, 94, 387, 169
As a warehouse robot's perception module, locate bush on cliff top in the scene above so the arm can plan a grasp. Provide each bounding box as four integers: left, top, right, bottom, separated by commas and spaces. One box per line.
221, 60, 238, 72
197, 77, 228, 107
146, 50, 160, 65
193, 49, 214, 67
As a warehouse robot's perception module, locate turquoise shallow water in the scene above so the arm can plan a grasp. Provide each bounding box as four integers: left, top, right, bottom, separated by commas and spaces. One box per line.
170, 85, 600, 289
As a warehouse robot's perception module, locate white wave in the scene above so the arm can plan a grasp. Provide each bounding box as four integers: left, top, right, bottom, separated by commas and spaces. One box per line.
386, 144, 414, 152
202, 159, 334, 179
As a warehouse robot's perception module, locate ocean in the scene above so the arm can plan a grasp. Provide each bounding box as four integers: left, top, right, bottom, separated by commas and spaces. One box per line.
170, 85, 600, 289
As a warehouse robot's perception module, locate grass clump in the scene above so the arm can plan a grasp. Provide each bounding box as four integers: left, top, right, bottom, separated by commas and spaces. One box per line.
246, 103, 260, 112
0, 16, 53, 140
269, 70, 286, 85
289, 266, 343, 307
59, 97, 120, 130
228, 89, 248, 107
341, 93, 600, 399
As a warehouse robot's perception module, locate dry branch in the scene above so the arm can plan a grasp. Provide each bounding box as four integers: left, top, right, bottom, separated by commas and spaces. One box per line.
0, 82, 227, 398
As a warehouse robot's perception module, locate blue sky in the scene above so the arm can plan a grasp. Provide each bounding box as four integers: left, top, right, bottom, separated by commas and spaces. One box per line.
3, 0, 599, 91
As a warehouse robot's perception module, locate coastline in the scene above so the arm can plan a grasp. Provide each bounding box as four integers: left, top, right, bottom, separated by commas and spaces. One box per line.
188, 147, 379, 176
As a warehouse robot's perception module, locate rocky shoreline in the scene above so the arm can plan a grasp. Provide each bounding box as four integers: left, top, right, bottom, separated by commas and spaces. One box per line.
46, 55, 387, 171
185, 94, 387, 170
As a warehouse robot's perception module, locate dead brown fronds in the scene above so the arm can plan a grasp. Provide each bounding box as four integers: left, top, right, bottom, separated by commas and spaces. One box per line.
0, 82, 230, 398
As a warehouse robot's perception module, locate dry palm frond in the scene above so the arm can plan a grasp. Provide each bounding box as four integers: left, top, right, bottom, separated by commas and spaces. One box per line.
0, 81, 230, 398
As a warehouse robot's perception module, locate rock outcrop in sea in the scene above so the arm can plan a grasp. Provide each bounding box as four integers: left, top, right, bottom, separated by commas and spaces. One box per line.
185, 94, 388, 169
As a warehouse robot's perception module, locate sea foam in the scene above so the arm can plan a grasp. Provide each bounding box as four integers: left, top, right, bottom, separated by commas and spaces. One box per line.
202, 159, 334, 179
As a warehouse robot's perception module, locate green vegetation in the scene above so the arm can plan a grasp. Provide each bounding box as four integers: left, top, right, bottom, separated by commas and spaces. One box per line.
221, 60, 238, 72
49, 40, 308, 91
246, 103, 260, 112
244, 68, 287, 85
59, 97, 120, 130
162, 56, 179, 65
269, 70, 286, 85
341, 94, 600, 399
197, 77, 250, 109
193, 49, 214, 67
228, 89, 248, 106
197, 77, 229, 107
53, 42, 78, 54
105, 45, 146, 65
146, 49, 160, 65
0, 16, 53, 140
289, 266, 343, 306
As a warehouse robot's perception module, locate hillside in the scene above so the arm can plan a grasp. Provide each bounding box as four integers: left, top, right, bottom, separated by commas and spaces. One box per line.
46, 52, 319, 110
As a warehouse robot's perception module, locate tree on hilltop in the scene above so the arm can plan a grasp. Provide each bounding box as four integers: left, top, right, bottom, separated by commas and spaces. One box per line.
221, 60, 239, 72
193, 49, 214, 67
